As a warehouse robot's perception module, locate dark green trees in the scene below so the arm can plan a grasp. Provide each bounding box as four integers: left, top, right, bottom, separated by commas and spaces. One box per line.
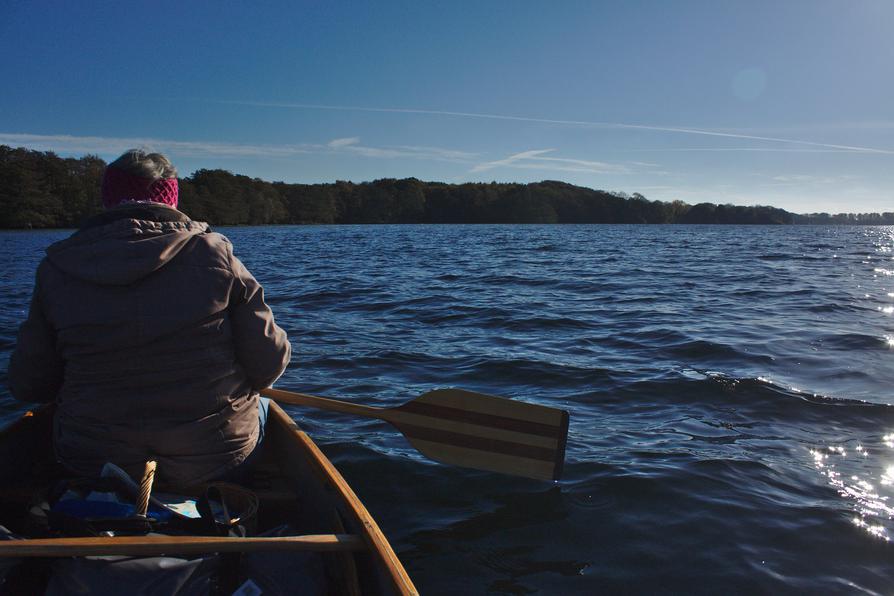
0, 146, 103, 228
2, 144, 888, 228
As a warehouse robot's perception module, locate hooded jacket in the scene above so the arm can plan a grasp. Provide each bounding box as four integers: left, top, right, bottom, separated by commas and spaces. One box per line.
8, 203, 291, 486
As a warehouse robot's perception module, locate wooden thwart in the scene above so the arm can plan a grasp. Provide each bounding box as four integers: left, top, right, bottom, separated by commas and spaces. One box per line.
262, 387, 569, 481
0, 534, 365, 558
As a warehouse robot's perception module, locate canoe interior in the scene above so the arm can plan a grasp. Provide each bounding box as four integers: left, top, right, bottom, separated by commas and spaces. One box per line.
0, 403, 416, 596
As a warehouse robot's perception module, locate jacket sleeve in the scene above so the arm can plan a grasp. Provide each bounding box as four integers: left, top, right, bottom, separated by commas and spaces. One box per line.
228, 250, 292, 391
8, 270, 64, 403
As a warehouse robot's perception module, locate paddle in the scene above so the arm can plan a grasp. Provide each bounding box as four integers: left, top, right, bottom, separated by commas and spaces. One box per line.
261, 388, 569, 481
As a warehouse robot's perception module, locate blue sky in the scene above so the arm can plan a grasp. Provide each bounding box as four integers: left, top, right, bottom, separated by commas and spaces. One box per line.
1, 0, 892, 213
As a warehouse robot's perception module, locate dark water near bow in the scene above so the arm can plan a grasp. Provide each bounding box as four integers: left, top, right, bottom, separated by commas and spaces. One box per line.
3, 224, 894, 594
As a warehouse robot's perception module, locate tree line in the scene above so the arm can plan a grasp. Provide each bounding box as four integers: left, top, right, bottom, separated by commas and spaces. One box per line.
2, 145, 892, 228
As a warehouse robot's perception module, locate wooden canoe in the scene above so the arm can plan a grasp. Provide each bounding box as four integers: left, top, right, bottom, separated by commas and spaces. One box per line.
0, 402, 418, 595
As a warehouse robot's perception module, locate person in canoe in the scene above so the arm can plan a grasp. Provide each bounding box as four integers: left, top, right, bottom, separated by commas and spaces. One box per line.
6, 149, 291, 488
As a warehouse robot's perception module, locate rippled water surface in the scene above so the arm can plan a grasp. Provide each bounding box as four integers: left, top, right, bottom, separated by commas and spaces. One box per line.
3, 224, 894, 594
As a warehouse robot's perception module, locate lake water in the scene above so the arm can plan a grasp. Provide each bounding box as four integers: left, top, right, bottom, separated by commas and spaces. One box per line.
2, 224, 894, 594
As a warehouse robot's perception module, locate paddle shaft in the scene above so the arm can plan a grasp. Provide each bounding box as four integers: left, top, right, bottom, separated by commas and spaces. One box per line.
0, 534, 365, 557
262, 388, 389, 420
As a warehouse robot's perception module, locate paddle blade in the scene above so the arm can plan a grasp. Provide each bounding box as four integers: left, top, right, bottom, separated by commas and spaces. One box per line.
389, 389, 569, 481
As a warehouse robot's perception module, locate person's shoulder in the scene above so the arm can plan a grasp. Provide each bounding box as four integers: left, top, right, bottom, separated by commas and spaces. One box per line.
188, 230, 235, 269
35, 255, 55, 279
198, 230, 233, 253
33, 255, 64, 298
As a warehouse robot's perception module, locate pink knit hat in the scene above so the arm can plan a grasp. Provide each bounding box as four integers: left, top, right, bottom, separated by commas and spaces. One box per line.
101, 165, 179, 209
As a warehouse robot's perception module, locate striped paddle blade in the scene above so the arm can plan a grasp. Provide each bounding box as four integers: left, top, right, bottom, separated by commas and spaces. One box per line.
388, 389, 569, 481
261, 387, 570, 481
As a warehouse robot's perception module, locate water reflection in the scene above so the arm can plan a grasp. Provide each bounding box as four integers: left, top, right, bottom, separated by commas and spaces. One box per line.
817, 234, 894, 541
810, 437, 894, 541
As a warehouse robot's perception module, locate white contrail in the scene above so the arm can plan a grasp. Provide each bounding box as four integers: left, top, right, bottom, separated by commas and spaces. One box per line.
470, 149, 555, 173
471, 148, 630, 174
0, 133, 312, 157
620, 147, 866, 153
0, 132, 477, 162
202, 99, 894, 155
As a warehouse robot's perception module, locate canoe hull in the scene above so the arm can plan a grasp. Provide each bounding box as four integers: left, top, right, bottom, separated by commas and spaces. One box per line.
0, 402, 417, 596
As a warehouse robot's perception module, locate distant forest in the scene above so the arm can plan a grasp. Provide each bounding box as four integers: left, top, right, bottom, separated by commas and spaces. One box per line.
2, 145, 892, 228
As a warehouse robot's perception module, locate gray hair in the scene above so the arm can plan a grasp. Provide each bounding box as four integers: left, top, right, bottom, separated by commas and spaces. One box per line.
109, 149, 178, 179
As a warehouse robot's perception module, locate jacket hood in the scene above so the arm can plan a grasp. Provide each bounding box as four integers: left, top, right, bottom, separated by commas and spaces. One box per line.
46, 205, 210, 285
